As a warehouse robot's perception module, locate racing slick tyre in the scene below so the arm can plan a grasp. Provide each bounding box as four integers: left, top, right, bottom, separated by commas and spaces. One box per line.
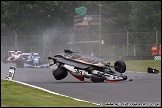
91, 74, 105, 82
16, 59, 25, 68
122, 75, 127, 80
26, 60, 33, 65
114, 60, 126, 73
53, 67, 68, 80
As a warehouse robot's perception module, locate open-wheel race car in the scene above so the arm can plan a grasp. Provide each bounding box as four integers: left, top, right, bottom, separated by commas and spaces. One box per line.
48, 49, 127, 82
23, 52, 49, 68
2, 50, 25, 68
3, 51, 49, 68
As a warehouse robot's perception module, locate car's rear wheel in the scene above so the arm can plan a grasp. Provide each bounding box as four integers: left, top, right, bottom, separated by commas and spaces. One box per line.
53, 67, 68, 80
91, 74, 105, 82
114, 60, 126, 73
26, 60, 33, 64
16, 59, 25, 68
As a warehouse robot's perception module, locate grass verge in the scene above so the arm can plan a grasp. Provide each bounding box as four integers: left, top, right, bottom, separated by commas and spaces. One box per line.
125, 60, 161, 72
108, 60, 161, 72
1, 79, 99, 107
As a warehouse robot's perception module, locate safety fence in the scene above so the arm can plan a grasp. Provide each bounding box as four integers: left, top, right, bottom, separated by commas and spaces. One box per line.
1, 31, 161, 60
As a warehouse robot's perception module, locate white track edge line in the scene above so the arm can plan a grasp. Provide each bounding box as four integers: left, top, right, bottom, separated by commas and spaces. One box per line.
2, 78, 100, 106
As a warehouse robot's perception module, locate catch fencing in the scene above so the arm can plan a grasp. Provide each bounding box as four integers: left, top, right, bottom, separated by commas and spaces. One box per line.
1, 31, 161, 60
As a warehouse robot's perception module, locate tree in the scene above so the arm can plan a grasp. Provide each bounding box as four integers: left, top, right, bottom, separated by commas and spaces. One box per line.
129, 1, 161, 32
1, 1, 161, 34
100, 1, 132, 32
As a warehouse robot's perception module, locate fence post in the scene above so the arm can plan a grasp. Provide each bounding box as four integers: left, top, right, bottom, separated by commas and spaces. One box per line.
13, 30, 17, 50
154, 26, 158, 55
113, 45, 115, 56
41, 30, 45, 60
124, 27, 129, 56
30, 47, 33, 52
134, 45, 136, 56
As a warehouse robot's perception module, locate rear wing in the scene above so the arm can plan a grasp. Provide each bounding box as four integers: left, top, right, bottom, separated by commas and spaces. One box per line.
8, 51, 38, 56
8, 51, 22, 56
21, 53, 38, 56
64, 49, 73, 54
21, 53, 39, 60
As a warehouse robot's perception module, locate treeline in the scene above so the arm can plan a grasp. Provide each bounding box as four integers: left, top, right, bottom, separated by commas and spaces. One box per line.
1, 1, 161, 35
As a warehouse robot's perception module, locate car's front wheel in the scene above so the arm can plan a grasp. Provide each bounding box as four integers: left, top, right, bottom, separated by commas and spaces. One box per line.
53, 67, 68, 80
114, 60, 126, 73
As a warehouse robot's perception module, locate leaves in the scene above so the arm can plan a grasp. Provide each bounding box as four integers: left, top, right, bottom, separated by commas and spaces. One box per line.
129, 1, 161, 31
1, 1, 161, 34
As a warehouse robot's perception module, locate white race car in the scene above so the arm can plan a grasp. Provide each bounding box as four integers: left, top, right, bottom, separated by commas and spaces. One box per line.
48, 50, 127, 82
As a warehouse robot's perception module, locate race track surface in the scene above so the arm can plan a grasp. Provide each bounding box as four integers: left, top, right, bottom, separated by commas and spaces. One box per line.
1, 62, 161, 106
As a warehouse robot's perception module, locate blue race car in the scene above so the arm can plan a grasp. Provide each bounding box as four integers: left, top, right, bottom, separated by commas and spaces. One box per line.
24, 52, 49, 68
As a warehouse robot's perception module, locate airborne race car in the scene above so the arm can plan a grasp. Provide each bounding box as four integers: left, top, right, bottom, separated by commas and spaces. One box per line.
48, 50, 127, 82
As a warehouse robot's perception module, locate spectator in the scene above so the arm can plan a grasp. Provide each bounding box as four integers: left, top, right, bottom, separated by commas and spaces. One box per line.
158, 45, 161, 56
151, 44, 157, 56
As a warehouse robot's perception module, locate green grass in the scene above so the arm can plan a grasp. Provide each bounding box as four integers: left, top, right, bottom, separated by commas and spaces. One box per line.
107, 60, 161, 72
1, 80, 99, 107
125, 60, 161, 72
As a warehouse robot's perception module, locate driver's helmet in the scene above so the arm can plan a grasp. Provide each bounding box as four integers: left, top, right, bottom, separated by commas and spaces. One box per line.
31, 52, 34, 55
14, 50, 18, 55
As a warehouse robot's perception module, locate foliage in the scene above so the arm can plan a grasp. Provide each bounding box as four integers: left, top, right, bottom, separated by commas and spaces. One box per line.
1, 1, 161, 36
129, 1, 161, 32
101, 1, 132, 32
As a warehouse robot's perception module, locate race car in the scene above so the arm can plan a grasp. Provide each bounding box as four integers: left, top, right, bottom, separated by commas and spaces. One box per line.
48, 49, 127, 82
3, 51, 49, 68
23, 52, 49, 68
2, 50, 25, 68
